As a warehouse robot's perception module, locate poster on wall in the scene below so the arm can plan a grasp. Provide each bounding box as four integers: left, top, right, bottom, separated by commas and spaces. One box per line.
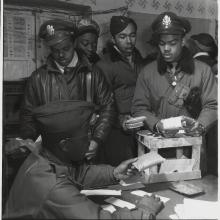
3, 11, 35, 80
4, 13, 35, 60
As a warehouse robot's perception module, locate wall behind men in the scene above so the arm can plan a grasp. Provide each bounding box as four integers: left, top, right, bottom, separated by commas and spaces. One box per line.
3, 0, 218, 80
130, 12, 214, 57
62, 0, 218, 59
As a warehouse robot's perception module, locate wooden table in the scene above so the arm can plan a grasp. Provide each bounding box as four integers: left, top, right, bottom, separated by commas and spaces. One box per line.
147, 175, 218, 219
89, 175, 218, 219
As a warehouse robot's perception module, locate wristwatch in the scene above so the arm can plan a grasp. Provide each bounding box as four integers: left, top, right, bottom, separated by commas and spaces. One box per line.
198, 123, 206, 134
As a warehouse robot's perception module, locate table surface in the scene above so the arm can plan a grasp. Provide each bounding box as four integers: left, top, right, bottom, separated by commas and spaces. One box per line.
147, 175, 218, 219
89, 175, 218, 219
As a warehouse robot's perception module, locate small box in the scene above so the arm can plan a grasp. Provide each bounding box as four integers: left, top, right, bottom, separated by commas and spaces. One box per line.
136, 130, 202, 183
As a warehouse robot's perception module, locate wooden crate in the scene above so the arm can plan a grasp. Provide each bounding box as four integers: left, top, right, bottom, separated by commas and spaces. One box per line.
136, 130, 202, 183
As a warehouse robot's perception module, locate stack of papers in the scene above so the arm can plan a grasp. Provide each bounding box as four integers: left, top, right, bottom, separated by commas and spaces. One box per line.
101, 190, 170, 214
80, 189, 121, 196
172, 198, 219, 219
105, 197, 136, 210
131, 190, 170, 203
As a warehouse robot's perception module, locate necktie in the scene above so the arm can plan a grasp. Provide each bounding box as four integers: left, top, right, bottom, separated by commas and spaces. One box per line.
63, 67, 74, 82
64, 67, 74, 75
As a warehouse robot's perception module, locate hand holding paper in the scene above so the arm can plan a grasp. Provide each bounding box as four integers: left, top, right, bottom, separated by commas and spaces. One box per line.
132, 151, 165, 172
124, 116, 146, 129
113, 158, 138, 180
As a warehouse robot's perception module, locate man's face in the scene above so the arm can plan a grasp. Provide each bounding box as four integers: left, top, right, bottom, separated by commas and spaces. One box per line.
113, 23, 137, 56
76, 32, 98, 60
158, 34, 184, 63
50, 38, 75, 66
65, 136, 89, 162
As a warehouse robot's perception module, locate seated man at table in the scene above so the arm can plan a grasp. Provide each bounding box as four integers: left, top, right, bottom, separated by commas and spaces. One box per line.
4, 100, 159, 219
131, 12, 217, 174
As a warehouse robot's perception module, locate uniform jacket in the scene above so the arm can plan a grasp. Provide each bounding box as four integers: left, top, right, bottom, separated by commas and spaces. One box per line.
20, 50, 116, 144
131, 47, 217, 132
4, 148, 149, 219
96, 43, 144, 115
194, 54, 217, 75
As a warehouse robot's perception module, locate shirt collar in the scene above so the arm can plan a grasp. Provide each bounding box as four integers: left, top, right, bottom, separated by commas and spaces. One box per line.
55, 51, 78, 74
193, 52, 209, 58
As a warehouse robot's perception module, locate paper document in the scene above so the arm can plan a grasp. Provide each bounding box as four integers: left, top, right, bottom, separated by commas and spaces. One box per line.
131, 190, 170, 203
120, 180, 141, 186
105, 197, 136, 210
131, 190, 152, 197
80, 189, 121, 196
133, 151, 166, 171
169, 213, 179, 219
101, 204, 116, 213
174, 198, 219, 219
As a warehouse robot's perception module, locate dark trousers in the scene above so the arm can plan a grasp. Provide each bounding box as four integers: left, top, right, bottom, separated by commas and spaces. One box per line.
206, 122, 218, 176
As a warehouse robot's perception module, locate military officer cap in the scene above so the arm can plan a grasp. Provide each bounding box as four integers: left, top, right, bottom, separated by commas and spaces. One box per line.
76, 18, 100, 37
152, 12, 191, 35
110, 16, 137, 36
39, 19, 75, 46
33, 100, 94, 161
191, 33, 217, 52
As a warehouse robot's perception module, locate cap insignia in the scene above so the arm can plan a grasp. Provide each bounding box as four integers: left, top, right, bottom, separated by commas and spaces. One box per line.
47, 25, 55, 36
78, 19, 91, 27
162, 15, 171, 29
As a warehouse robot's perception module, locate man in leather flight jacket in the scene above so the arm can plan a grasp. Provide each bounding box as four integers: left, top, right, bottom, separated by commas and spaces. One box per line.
20, 19, 116, 161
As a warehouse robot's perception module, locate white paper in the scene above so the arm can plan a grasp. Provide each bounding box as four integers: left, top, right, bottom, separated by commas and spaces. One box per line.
131, 190, 170, 203
133, 151, 166, 171
131, 190, 152, 197
157, 195, 170, 203
119, 180, 141, 186
169, 213, 179, 219
174, 198, 219, 219
101, 204, 116, 213
161, 116, 183, 130
105, 197, 136, 210
80, 189, 121, 196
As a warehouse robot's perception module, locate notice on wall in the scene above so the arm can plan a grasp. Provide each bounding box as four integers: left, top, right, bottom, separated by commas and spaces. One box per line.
4, 12, 35, 60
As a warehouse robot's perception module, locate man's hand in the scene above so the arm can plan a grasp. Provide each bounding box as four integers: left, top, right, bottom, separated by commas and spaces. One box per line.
155, 121, 166, 134
122, 115, 146, 132
138, 194, 164, 215
85, 140, 98, 160
156, 116, 205, 136
182, 116, 205, 136
119, 114, 132, 131
113, 158, 138, 180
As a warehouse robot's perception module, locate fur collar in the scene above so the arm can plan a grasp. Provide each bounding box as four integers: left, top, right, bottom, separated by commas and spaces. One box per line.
157, 47, 194, 75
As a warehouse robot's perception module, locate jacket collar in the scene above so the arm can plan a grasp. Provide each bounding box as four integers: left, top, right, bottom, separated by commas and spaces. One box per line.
46, 50, 89, 74
105, 42, 141, 63
157, 46, 194, 75
193, 51, 209, 58
54, 51, 79, 74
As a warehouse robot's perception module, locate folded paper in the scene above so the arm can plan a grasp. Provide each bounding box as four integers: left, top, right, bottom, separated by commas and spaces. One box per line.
80, 189, 121, 196
133, 151, 166, 172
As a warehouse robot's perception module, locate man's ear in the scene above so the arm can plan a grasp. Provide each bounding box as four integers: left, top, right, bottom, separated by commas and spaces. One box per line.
111, 36, 116, 45
58, 139, 69, 152
182, 38, 185, 47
